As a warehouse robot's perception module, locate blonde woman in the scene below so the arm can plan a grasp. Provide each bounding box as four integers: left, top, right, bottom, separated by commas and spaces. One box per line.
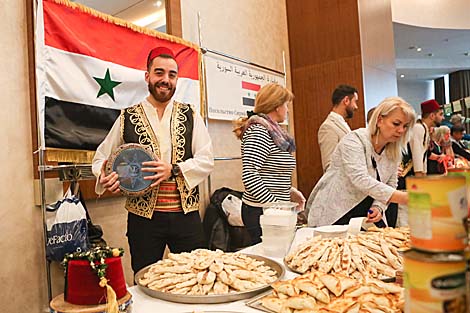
307, 97, 416, 227
233, 83, 303, 244
427, 125, 454, 174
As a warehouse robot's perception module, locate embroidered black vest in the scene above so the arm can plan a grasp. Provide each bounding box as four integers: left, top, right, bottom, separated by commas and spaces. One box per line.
121, 101, 200, 218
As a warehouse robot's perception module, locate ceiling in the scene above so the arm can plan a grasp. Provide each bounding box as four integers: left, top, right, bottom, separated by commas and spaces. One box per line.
394, 22, 470, 81
71, 0, 165, 28
72, 1, 470, 83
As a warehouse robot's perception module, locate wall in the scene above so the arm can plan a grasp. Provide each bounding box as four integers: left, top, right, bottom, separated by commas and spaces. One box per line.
397, 79, 434, 114
358, 0, 398, 112
0, 0, 48, 312
181, 0, 293, 194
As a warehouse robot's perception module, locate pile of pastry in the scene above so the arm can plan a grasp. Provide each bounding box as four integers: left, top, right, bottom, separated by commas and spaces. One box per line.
138, 249, 278, 295
285, 227, 410, 280
261, 270, 404, 313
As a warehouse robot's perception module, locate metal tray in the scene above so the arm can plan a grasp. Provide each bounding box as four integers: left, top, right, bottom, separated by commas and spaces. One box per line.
135, 254, 285, 304
245, 290, 276, 313
283, 258, 396, 283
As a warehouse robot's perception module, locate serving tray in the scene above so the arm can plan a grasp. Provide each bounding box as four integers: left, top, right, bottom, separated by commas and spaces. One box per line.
135, 254, 285, 304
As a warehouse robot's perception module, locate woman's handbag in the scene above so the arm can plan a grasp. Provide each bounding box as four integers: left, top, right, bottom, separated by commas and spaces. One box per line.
46, 187, 89, 261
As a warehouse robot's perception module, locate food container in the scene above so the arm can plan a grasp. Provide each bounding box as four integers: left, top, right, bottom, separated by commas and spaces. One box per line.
261, 201, 299, 215
407, 175, 467, 252
448, 168, 470, 217
260, 205, 297, 258
313, 225, 349, 239
261, 235, 294, 257
260, 218, 295, 258
404, 249, 467, 313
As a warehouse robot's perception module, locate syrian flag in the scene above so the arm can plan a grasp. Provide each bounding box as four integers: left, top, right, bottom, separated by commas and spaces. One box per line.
241, 81, 260, 107
36, 0, 201, 163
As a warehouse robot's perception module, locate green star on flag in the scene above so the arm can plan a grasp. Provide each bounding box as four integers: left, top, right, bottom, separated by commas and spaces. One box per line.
93, 69, 121, 101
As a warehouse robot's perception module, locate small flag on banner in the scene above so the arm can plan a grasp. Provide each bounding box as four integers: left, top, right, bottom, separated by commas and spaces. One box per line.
36, 0, 202, 163
241, 81, 261, 107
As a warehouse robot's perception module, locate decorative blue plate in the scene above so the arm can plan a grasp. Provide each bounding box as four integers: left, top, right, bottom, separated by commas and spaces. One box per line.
106, 143, 156, 196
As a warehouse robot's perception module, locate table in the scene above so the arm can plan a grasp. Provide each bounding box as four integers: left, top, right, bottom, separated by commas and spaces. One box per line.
127, 229, 316, 312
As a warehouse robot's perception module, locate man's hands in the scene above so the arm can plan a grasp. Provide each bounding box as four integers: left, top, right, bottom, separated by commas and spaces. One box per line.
99, 160, 121, 194
141, 159, 172, 187
366, 206, 383, 223
99, 158, 173, 193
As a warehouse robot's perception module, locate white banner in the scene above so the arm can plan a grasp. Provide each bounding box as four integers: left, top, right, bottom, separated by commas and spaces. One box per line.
204, 53, 285, 121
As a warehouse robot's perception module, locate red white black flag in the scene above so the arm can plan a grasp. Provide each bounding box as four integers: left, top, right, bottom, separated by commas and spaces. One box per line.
36, 0, 201, 162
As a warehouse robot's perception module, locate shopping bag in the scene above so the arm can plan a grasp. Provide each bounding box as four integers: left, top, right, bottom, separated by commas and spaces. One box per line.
46, 188, 89, 261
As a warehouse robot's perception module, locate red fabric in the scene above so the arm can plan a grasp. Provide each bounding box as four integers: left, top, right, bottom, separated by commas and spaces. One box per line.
65, 257, 127, 305
421, 99, 441, 114
43, 0, 199, 79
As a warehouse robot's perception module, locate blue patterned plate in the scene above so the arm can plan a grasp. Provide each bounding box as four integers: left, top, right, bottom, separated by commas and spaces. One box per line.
106, 143, 157, 196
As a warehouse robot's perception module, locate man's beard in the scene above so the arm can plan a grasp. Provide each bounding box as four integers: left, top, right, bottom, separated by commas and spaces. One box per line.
434, 121, 441, 127
148, 82, 175, 103
346, 107, 354, 119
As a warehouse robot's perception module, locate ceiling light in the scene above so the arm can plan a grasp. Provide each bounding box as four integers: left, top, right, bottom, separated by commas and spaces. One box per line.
154, 1, 163, 7
133, 11, 165, 27
416, 47, 422, 52
464, 52, 470, 56
408, 46, 416, 50
427, 53, 434, 57
400, 74, 405, 78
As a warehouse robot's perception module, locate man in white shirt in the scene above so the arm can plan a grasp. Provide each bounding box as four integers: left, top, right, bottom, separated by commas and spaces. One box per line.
92, 47, 214, 273
410, 99, 444, 176
318, 85, 358, 172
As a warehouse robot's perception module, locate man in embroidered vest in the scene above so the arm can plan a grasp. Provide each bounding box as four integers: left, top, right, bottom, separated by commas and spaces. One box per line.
92, 47, 214, 273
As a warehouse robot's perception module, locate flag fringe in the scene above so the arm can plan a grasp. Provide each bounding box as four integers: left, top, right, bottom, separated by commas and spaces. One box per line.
46, 148, 95, 163
48, 0, 200, 52
48, 0, 206, 118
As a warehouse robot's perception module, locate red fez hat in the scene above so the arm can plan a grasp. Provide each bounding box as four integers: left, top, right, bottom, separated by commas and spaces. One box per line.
147, 47, 176, 67
420, 99, 441, 114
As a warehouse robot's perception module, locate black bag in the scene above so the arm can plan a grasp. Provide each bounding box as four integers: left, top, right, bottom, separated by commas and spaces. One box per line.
203, 187, 251, 252
76, 187, 107, 247
398, 143, 413, 190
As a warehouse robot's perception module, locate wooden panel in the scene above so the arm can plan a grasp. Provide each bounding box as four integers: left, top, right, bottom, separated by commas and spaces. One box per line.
287, 0, 362, 68
449, 70, 470, 102
166, 0, 182, 37
286, 0, 365, 197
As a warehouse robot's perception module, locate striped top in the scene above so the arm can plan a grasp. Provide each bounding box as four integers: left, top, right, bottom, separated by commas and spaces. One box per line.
241, 124, 296, 205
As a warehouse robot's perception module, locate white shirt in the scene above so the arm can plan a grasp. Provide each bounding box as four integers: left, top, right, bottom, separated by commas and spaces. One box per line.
92, 98, 214, 194
409, 121, 429, 174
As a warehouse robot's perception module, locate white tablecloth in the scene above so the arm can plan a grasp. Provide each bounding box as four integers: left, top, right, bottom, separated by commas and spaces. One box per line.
127, 229, 317, 312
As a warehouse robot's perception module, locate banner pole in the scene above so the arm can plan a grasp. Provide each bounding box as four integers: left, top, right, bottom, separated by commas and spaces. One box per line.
198, 11, 212, 196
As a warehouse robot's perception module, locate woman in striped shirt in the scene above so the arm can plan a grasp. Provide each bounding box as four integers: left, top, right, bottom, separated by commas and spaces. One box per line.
233, 83, 303, 244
